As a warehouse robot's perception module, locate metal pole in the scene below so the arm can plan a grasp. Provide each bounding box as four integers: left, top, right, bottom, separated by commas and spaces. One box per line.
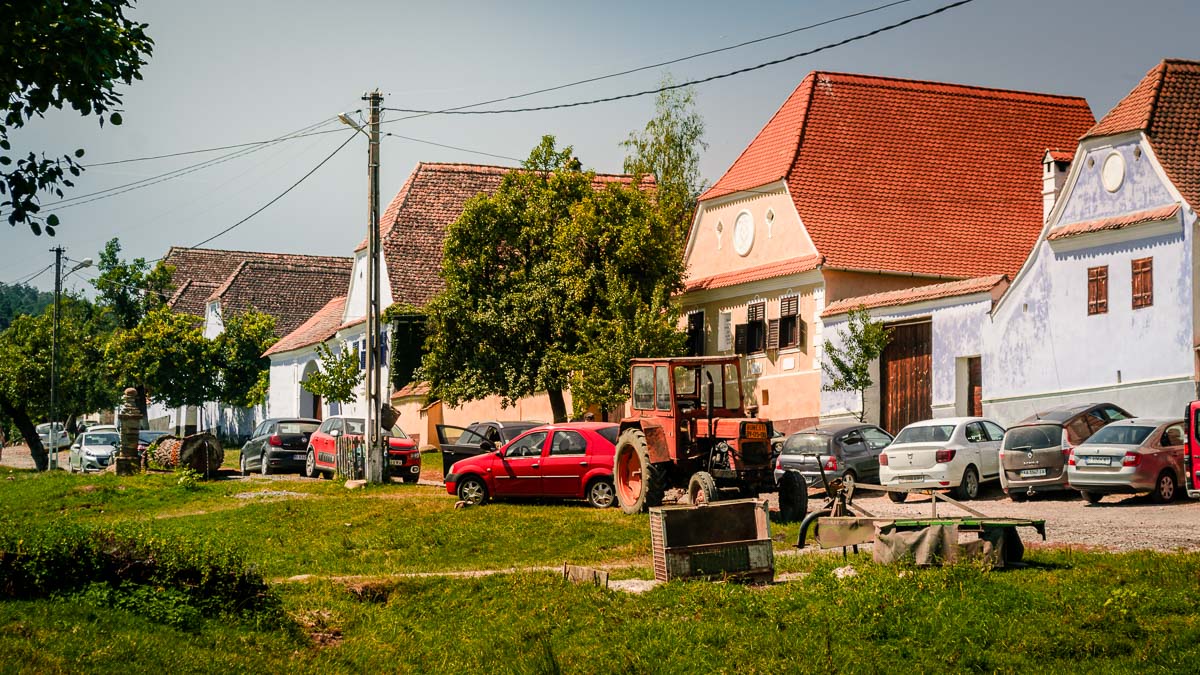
49, 246, 62, 471
364, 89, 384, 483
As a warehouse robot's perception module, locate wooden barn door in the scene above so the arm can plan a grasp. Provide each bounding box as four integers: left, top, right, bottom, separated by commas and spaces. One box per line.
967, 357, 983, 417
879, 321, 932, 434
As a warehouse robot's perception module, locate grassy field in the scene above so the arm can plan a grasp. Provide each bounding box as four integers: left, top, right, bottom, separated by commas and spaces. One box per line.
2, 466, 1198, 673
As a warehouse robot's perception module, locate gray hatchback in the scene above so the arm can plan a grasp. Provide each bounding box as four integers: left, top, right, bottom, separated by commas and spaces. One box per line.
1000, 402, 1130, 500
774, 423, 893, 492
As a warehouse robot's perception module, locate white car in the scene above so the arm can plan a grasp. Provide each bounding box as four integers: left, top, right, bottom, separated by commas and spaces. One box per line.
36, 422, 70, 450
68, 431, 120, 472
878, 417, 1005, 502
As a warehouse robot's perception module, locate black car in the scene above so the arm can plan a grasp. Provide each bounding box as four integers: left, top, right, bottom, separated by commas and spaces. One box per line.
436, 420, 543, 478
774, 423, 893, 492
240, 417, 320, 476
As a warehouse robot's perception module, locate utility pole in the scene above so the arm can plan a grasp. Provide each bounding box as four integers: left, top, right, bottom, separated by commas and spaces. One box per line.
49, 246, 63, 471
364, 89, 384, 484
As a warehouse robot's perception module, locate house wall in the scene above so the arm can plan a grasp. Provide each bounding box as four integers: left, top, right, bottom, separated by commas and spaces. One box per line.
821, 294, 993, 425
685, 184, 816, 282
344, 250, 395, 323
984, 135, 1196, 424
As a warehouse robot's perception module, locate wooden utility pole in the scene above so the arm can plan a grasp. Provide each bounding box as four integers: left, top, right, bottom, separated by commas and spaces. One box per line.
364, 89, 384, 484
49, 246, 62, 471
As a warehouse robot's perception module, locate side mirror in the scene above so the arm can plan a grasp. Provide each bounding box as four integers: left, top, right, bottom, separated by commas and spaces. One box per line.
330, 429, 340, 437
480, 440, 496, 453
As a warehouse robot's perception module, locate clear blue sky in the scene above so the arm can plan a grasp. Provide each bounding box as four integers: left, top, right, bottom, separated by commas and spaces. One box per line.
7, 0, 1200, 293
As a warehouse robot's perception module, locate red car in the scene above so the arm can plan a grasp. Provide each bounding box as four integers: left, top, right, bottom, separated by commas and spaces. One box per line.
445, 422, 619, 507
304, 415, 422, 482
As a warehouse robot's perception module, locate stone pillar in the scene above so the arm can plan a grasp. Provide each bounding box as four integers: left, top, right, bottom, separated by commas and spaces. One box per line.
116, 387, 142, 476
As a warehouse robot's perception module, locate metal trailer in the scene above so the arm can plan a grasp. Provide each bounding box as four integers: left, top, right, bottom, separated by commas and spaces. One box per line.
649, 498, 774, 583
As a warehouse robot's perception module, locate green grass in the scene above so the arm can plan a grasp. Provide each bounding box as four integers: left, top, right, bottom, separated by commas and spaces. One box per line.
3, 468, 1200, 672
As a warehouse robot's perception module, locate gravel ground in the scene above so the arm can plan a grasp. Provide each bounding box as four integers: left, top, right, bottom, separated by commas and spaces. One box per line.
781, 483, 1200, 553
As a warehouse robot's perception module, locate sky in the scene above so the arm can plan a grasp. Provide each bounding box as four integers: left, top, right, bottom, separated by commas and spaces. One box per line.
7, 0, 1200, 294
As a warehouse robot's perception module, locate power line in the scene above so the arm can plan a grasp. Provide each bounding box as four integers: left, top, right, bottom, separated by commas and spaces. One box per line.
385, 0, 976, 117
5, 263, 53, 286
382, 132, 522, 163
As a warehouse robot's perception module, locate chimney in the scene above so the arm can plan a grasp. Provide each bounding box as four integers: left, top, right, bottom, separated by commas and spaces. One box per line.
1042, 149, 1071, 221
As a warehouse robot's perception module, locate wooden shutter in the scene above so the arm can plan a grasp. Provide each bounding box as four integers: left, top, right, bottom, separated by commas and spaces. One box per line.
686, 312, 705, 356
1087, 266, 1108, 315
1132, 257, 1153, 309
798, 318, 808, 352
734, 324, 748, 355
748, 302, 765, 322
780, 295, 799, 317
766, 319, 781, 349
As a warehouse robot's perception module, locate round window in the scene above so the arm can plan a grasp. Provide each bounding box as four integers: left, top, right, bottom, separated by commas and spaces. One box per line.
1101, 151, 1126, 193
733, 211, 754, 256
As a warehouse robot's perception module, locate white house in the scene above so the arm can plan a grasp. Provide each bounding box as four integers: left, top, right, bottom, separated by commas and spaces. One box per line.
982, 59, 1200, 423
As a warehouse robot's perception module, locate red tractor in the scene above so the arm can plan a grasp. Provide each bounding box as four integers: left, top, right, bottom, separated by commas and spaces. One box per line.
612, 356, 806, 519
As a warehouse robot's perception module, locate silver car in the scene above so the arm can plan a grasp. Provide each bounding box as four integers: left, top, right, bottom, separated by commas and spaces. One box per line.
36, 422, 70, 450
67, 431, 120, 473
1067, 418, 1185, 504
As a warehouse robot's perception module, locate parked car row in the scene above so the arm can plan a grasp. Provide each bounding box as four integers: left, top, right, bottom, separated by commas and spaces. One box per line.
238, 416, 423, 482
773, 402, 1189, 505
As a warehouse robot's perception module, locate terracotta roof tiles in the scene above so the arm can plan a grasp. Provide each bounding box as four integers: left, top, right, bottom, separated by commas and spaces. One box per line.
1047, 203, 1181, 241
162, 247, 352, 316
821, 274, 1008, 318
700, 71, 1095, 279
264, 296, 347, 356
208, 259, 353, 337
685, 255, 822, 293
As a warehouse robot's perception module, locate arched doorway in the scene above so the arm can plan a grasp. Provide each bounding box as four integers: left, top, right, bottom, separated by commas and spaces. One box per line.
299, 360, 323, 420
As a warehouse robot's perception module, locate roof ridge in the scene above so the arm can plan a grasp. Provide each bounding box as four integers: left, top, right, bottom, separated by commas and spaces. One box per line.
208, 260, 250, 302
1144, 61, 1172, 134
807, 70, 1090, 105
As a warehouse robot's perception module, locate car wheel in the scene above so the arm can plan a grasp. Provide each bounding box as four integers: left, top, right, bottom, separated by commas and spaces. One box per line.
401, 474, 420, 484
953, 466, 980, 501
457, 475, 489, 506
687, 471, 718, 505
887, 490, 908, 504
304, 449, 316, 479
1151, 471, 1176, 504
260, 453, 270, 477
841, 471, 857, 501
239, 453, 248, 477
1081, 490, 1103, 504
585, 478, 616, 509
1008, 491, 1029, 503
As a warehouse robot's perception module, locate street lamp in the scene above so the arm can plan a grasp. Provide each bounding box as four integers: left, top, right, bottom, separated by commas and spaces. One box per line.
48, 250, 92, 470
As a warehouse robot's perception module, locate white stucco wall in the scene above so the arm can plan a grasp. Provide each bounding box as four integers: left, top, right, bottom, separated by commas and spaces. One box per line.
821, 295, 993, 424
344, 250, 395, 323
984, 135, 1196, 424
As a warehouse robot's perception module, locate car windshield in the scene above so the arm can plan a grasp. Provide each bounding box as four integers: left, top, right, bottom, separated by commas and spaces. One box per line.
343, 418, 366, 435
138, 431, 167, 442
279, 422, 319, 434
388, 424, 408, 439
893, 425, 957, 444
1003, 424, 1062, 450
782, 434, 829, 455
1083, 425, 1155, 446
597, 426, 618, 445
84, 432, 119, 446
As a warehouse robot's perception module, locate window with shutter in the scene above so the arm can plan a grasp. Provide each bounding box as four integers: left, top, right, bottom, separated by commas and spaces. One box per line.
1132, 257, 1153, 309
799, 318, 808, 353
747, 302, 766, 353
1087, 265, 1108, 315
734, 324, 748, 355
779, 295, 799, 348
686, 312, 705, 356
766, 318, 780, 349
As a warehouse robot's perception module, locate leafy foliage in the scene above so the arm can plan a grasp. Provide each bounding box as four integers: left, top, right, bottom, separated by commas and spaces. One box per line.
384, 303, 426, 390
622, 75, 708, 234
212, 310, 277, 408
92, 237, 173, 330
301, 341, 362, 405
0, 282, 53, 331
105, 306, 216, 409
822, 307, 892, 422
0, 0, 153, 235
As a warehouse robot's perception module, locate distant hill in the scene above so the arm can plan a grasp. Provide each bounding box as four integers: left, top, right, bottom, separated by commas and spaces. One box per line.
0, 283, 53, 331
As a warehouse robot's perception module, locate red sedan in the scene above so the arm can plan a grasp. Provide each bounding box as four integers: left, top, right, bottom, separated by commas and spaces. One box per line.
304, 415, 422, 482
445, 422, 619, 507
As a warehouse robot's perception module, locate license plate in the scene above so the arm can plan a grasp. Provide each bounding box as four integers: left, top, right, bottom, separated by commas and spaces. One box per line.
389, 459, 405, 467
1020, 468, 1047, 478
744, 423, 768, 439
1086, 456, 1111, 466
898, 475, 923, 482
293, 454, 306, 461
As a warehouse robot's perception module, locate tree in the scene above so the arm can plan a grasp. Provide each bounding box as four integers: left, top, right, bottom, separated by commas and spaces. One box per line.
621, 75, 708, 235
301, 342, 362, 405
822, 308, 892, 422
1, 1, 153, 235
0, 282, 53, 331
213, 310, 277, 408
383, 302, 426, 391
0, 296, 115, 469
561, 181, 686, 416
422, 136, 685, 422
105, 306, 216, 410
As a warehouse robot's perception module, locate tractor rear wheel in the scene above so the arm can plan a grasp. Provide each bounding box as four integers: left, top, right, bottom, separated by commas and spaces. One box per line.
687, 471, 718, 505
613, 428, 665, 514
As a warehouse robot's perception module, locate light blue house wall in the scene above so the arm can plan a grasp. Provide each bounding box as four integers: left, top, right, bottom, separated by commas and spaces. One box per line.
984, 135, 1196, 423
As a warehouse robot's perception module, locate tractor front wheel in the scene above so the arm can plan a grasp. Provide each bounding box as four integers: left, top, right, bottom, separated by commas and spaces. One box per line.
613, 428, 665, 514
687, 471, 718, 505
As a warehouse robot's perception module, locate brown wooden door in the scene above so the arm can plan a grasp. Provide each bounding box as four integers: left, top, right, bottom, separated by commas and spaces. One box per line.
967, 357, 982, 417
880, 321, 932, 435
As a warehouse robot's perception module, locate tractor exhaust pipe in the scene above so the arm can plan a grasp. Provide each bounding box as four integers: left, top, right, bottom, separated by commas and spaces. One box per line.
705, 372, 715, 440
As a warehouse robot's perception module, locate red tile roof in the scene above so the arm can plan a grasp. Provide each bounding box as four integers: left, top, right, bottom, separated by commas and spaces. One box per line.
1046, 149, 1074, 163
364, 163, 649, 308
821, 274, 1008, 318
162, 247, 352, 316
1085, 59, 1200, 209
264, 296, 347, 356
684, 254, 822, 293
1047, 203, 1181, 241
700, 72, 1095, 279
208, 259, 353, 337
390, 381, 431, 401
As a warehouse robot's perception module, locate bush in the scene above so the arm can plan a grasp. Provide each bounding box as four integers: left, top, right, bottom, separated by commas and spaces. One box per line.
0, 520, 282, 627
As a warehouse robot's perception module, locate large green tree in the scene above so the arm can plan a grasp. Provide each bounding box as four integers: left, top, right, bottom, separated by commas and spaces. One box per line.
422, 136, 685, 422
0, 296, 115, 469
212, 310, 277, 408
621, 75, 708, 235
105, 306, 216, 410
0, 0, 153, 235
0, 282, 53, 331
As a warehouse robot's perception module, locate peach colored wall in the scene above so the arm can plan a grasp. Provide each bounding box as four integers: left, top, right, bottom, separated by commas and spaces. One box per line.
680, 281, 823, 431
822, 269, 947, 304
685, 188, 816, 283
